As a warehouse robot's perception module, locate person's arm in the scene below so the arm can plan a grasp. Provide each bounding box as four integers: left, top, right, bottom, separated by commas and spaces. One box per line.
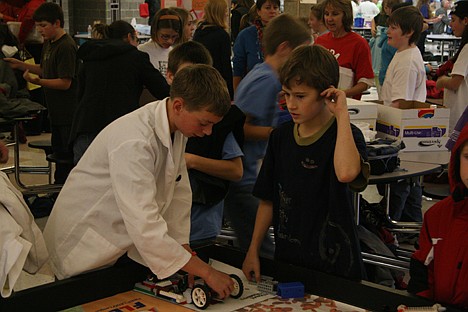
322, 87, 361, 182
233, 76, 242, 93
424, 16, 442, 24
185, 154, 243, 181
232, 30, 247, 93
107, 136, 234, 298
243, 114, 274, 141
344, 81, 369, 98
0, 141, 9, 163
371, 18, 377, 37
3, 58, 42, 75
0, 12, 16, 22
242, 199, 273, 282
436, 74, 464, 91
347, 36, 374, 98
181, 254, 235, 298
23, 72, 72, 90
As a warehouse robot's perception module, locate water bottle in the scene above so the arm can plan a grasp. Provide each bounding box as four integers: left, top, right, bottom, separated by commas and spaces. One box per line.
87, 24, 92, 37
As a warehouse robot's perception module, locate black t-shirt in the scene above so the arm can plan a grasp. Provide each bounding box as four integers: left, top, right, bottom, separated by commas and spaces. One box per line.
41, 34, 78, 126
253, 118, 368, 280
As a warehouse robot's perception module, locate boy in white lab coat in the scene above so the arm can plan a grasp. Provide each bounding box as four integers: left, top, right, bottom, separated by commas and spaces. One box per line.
43, 64, 235, 298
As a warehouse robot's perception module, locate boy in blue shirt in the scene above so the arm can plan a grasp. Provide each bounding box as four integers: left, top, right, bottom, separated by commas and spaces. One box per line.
224, 14, 311, 258
242, 45, 369, 281
165, 41, 245, 248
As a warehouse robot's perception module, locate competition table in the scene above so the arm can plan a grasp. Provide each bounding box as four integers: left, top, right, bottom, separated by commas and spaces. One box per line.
1, 244, 463, 312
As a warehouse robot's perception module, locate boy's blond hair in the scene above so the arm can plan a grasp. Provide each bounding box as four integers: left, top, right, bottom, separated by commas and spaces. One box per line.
262, 14, 311, 56
280, 45, 339, 95
170, 64, 230, 117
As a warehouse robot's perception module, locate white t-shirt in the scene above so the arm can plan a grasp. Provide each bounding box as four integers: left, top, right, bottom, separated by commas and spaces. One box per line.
352, 1, 359, 19
444, 45, 468, 133
137, 39, 172, 78
381, 47, 427, 106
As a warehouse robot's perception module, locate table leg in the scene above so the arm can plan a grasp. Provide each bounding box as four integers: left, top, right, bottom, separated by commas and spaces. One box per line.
383, 182, 422, 231
12, 121, 62, 194
440, 40, 445, 63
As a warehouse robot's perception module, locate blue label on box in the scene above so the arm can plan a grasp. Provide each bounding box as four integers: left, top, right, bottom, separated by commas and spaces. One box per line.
376, 122, 447, 138
403, 126, 446, 137
376, 123, 400, 137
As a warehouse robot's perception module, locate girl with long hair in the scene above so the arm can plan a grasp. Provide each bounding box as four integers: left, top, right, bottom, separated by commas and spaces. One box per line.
193, 0, 234, 98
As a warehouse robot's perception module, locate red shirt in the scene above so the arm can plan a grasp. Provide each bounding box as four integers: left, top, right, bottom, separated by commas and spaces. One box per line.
315, 31, 374, 100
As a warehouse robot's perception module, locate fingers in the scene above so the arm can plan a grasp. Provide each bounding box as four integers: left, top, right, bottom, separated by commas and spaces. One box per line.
214, 275, 234, 299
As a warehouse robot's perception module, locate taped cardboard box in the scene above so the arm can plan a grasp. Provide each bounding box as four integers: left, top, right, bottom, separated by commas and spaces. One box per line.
347, 98, 378, 130
376, 101, 450, 151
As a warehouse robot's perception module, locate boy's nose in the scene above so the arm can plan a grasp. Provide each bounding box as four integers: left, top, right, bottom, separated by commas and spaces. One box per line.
202, 125, 213, 136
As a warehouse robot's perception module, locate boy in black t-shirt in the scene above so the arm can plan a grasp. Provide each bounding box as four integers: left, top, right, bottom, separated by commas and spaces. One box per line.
242, 45, 370, 281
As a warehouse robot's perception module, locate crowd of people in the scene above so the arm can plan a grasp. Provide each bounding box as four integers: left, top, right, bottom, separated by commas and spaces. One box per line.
0, 0, 467, 309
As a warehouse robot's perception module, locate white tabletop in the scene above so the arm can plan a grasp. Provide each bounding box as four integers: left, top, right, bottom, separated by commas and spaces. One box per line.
74, 33, 151, 40
427, 34, 461, 40
369, 160, 442, 184
399, 150, 450, 166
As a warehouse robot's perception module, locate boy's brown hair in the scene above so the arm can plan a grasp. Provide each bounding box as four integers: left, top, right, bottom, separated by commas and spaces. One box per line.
280, 45, 339, 95
33, 2, 64, 27
262, 14, 311, 56
168, 41, 213, 74
322, 0, 353, 32
170, 64, 230, 117
387, 6, 423, 45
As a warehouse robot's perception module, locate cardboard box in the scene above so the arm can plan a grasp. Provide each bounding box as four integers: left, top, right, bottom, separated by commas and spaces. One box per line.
347, 98, 378, 130
376, 103, 450, 151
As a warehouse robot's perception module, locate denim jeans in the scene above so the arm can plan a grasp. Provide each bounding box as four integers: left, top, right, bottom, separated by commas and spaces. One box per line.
73, 133, 97, 165
379, 178, 423, 222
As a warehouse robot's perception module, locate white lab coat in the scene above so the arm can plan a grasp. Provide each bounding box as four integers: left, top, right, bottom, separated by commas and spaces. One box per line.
43, 99, 192, 280
0, 172, 49, 297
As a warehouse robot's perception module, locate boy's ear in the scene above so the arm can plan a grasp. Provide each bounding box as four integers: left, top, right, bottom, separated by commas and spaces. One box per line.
405, 30, 414, 38
276, 41, 292, 58
172, 97, 185, 113
166, 70, 174, 85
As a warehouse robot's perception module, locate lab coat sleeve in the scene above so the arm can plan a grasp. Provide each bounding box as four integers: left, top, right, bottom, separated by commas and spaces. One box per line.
108, 139, 191, 279
163, 157, 192, 245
